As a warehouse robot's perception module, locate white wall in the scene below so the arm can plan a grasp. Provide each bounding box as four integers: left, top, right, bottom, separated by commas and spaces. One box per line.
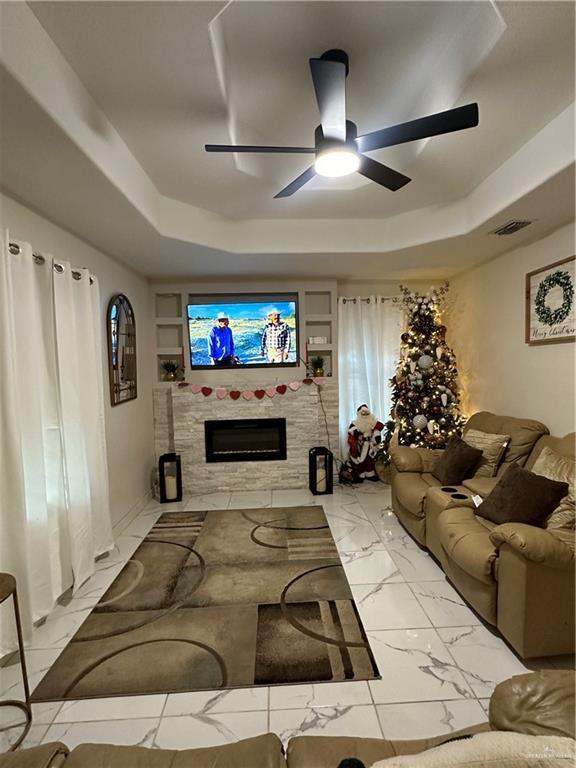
337, 279, 433, 297
1, 193, 155, 531
448, 223, 576, 436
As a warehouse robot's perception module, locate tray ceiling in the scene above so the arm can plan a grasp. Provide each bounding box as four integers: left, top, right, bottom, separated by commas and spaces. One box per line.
0, 1, 574, 278
27, 1, 573, 219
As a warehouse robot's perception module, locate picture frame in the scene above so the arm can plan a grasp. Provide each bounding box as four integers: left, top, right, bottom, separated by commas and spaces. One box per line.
525, 256, 575, 346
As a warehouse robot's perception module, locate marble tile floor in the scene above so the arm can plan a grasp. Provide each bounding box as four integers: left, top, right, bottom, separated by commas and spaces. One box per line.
1, 485, 574, 753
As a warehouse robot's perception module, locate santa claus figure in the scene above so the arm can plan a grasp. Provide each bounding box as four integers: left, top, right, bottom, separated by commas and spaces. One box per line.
347, 404, 384, 481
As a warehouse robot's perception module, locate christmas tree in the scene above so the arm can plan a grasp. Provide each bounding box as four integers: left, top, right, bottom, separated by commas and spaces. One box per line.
390, 282, 465, 448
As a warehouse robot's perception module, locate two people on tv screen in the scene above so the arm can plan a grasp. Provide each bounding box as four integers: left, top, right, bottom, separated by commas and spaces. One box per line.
208, 308, 292, 365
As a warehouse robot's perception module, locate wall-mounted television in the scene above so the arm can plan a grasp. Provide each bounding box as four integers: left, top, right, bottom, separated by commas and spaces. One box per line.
187, 293, 299, 369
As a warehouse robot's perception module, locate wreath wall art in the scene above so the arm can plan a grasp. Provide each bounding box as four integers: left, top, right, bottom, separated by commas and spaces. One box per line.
526, 256, 575, 345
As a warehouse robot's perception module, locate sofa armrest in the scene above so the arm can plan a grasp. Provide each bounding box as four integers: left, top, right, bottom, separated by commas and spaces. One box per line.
390, 444, 443, 473
489, 670, 576, 739
489, 524, 575, 567
285, 725, 491, 768
0, 743, 69, 767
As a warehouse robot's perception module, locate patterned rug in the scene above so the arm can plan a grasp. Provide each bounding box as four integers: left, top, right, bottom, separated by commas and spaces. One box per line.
32, 506, 379, 701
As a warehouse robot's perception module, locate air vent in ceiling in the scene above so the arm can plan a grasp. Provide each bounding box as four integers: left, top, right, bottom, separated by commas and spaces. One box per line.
491, 220, 533, 236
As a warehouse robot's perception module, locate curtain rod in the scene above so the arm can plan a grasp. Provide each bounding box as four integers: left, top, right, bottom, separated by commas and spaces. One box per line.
9, 241, 94, 285
339, 295, 397, 303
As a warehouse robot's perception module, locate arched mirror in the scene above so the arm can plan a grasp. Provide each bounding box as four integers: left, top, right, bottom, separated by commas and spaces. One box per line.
107, 294, 137, 406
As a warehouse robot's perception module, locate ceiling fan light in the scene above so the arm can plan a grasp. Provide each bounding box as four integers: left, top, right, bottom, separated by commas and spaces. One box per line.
314, 148, 360, 177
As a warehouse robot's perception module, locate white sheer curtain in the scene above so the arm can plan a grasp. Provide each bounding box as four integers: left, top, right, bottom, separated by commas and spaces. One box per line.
0, 235, 113, 654
338, 296, 404, 458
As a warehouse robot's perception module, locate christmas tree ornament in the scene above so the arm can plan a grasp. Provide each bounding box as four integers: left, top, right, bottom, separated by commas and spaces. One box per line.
427, 420, 435, 434
441, 393, 448, 406
413, 414, 428, 429
436, 347, 443, 359
401, 332, 410, 343
418, 354, 434, 370
410, 361, 417, 373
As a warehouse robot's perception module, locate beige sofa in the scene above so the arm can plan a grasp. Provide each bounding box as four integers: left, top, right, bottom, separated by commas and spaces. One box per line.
390, 411, 575, 658
2, 671, 574, 768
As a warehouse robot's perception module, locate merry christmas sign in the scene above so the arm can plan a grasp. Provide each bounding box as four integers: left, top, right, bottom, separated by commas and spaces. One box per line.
526, 256, 575, 345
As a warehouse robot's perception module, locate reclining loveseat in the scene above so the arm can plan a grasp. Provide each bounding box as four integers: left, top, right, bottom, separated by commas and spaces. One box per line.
390, 411, 575, 658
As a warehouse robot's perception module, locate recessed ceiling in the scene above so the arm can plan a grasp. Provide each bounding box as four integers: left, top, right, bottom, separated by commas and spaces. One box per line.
0, 1, 574, 278
27, 0, 574, 219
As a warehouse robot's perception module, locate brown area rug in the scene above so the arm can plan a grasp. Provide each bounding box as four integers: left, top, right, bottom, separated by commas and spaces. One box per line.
32, 506, 380, 701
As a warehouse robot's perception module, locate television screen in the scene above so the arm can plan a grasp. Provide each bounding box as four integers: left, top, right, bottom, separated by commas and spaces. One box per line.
187, 294, 298, 368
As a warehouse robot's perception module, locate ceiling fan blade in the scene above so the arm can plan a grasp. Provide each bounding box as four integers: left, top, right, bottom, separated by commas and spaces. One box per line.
356, 103, 479, 153
205, 144, 315, 153
358, 155, 411, 191
274, 166, 316, 198
309, 57, 347, 142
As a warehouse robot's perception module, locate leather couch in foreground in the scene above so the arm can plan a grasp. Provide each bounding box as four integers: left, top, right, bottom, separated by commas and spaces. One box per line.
1, 671, 574, 767
390, 411, 575, 658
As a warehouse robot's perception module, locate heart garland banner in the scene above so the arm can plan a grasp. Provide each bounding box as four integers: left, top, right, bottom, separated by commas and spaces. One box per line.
177, 377, 326, 399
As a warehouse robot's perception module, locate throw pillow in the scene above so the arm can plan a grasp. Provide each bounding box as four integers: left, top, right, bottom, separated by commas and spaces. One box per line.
370, 732, 575, 767
432, 436, 483, 485
476, 463, 569, 527
531, 446, 575, 530
463, 428, 510, 477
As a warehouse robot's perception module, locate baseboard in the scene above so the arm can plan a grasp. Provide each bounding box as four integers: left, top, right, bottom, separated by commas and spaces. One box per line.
112, 489, 153, 536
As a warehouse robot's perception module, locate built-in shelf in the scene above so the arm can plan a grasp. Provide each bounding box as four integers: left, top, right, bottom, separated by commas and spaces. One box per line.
304, 291, 332, 316
155, 347, 184, 356
302, 287, 336, 379
153, 293, 187, 382
156, 323, 183, 348
157, 352, 186, 384
151, 284, 337, 382
155, 293, 182, 319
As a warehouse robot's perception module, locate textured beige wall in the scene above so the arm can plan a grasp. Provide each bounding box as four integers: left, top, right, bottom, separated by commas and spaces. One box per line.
448, 223, 575, 436
1, 193, 155, 530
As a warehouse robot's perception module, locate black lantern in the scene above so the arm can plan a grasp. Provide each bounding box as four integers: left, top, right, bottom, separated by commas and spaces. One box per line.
159, 453, 182, 503
309, 447, 334, 495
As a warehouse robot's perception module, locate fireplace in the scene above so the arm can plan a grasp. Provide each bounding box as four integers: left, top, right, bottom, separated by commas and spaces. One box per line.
204, 418, 287, 463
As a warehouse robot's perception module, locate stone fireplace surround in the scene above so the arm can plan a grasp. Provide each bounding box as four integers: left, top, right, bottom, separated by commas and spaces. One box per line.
153, 378, 339, 493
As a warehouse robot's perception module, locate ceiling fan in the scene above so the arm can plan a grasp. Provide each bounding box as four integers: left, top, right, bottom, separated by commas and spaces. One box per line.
205, 49, 479, 198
